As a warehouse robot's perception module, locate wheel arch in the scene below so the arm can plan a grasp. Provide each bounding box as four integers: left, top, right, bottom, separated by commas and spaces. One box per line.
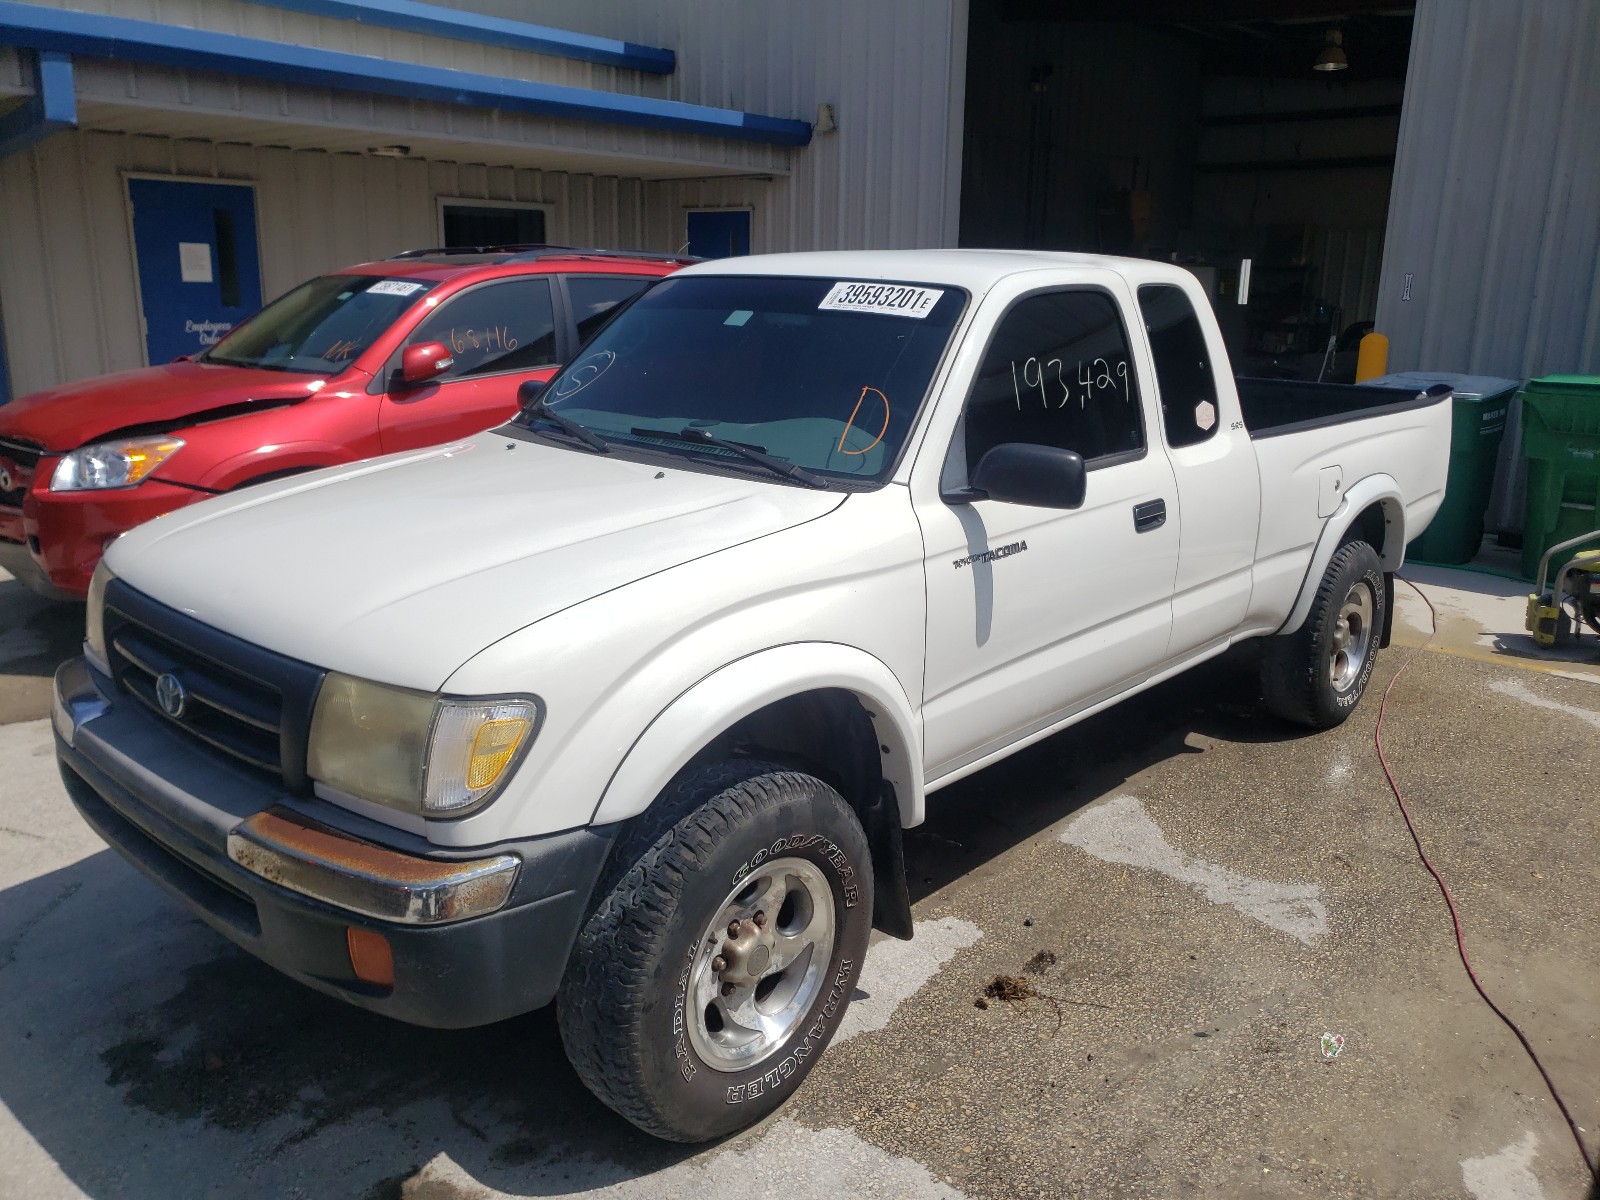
591, 642, 924, 831
1276, 473, 1404, 637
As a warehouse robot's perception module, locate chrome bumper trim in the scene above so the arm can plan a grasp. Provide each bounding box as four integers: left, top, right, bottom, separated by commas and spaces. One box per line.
227, 807, 521, 925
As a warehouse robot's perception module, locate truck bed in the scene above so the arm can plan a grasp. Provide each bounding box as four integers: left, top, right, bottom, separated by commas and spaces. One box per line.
1237, 377, 1451, 439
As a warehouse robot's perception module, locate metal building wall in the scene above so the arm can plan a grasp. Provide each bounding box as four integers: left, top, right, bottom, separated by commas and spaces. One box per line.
0, 128, 668, 396
1376, 0, 1600, 378
434, 0, 969, 253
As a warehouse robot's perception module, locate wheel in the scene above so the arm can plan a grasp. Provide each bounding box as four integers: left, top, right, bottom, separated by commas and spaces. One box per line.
1261, 539, 1387, 729
556, 759, 874, 1142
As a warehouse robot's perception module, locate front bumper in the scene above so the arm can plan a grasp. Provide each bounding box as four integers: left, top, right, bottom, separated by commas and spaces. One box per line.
5, 478, 201, 599
53, 656, 617, 1028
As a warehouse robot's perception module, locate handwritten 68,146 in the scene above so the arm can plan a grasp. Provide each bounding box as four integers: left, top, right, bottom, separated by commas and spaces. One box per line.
1010, 356, 1130, 410
448, 325, 518, 355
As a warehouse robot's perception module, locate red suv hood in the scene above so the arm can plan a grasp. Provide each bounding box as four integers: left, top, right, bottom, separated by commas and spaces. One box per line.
0, 361, 342, 453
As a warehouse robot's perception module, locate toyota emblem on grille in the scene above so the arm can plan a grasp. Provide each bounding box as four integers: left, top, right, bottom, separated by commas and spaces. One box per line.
155, 672, 188, 719
0, 465, 13, 492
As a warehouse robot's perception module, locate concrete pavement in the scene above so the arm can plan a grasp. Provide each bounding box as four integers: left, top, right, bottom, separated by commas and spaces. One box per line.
1, 563, 1596, 1199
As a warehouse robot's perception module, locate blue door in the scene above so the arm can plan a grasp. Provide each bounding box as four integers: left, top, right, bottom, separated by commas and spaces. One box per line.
128, 179, 263, 365
686, 209, 751, 259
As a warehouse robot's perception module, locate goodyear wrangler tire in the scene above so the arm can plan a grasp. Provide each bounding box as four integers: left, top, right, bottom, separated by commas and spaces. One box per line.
556, 760, 874, 1142
1261, 539, 1387, 729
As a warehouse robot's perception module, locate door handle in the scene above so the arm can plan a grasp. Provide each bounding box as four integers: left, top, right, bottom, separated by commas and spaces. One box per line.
1133, 498, 1167, 533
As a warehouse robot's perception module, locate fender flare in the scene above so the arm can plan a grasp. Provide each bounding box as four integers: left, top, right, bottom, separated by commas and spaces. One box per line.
1275, 472, 1405, 636
591, 642, 925, 829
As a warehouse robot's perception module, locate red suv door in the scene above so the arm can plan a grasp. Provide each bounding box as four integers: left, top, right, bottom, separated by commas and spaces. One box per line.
379, 276, 562, 453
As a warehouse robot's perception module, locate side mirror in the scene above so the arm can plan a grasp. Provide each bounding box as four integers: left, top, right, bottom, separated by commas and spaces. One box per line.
400, 341, 454, 385
517, 378, 547, 409
969, 443, 1086, 509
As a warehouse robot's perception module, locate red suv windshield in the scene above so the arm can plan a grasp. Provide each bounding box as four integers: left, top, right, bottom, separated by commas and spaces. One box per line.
203, 275, 438, 373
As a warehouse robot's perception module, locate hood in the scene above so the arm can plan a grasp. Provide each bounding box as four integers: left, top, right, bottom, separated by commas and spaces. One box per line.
107, 434, 845, 691
0, 361, 339, 452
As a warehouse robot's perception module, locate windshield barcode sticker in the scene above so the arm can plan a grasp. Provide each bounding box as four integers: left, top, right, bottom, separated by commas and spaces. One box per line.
819, 282, 944, 318
369, 280, 426, 296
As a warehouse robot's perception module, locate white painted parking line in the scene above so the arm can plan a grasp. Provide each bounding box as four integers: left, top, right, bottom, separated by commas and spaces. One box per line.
1461, 1131, 1548, 1200
1488, 678, 1600, 731
836, 916, 984, 1044
396, 1118, 966, 1199
1060, 795, 1328, 946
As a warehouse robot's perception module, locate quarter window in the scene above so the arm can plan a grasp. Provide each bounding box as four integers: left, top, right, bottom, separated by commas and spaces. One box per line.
963, 290, 1144, 472
1138, 283, 1221, 448
407, 279, 558, 380
566, 275, 654, 345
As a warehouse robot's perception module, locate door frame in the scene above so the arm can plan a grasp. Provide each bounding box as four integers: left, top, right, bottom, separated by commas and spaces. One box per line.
121, 173, 263, 368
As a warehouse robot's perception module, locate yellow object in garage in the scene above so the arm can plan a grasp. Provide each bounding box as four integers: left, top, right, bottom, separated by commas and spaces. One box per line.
1355, 332, 1390, 383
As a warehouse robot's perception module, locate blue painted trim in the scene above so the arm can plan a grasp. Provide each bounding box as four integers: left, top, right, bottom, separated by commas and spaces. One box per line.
0, 47, 75, 160
240, 0, 674, 75
0, 2, 808, 145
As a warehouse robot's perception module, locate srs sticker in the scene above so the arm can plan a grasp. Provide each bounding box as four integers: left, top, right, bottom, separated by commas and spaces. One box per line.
369, 280, 426, 296
819, 282, 943, 318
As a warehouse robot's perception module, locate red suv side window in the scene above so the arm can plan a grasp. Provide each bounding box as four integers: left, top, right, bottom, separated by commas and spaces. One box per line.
407, 279, 559, 380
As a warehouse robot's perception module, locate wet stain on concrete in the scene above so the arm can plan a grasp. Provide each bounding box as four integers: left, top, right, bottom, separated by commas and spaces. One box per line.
90, 946, 687, 1175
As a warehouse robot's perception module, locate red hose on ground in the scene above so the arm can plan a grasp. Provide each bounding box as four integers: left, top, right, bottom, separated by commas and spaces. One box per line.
1379, 578, 1596, 1180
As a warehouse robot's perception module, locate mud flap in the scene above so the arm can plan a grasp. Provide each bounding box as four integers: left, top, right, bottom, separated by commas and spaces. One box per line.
1380, 572, 1396, 648
861, 783, 913, 941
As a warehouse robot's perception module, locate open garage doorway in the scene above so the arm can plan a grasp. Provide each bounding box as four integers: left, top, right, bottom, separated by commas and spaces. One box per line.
960, 1, 1415, 382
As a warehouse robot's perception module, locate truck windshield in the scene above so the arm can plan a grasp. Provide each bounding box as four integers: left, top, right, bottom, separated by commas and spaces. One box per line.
203, 275, 437, 373
521, 275, 965, 483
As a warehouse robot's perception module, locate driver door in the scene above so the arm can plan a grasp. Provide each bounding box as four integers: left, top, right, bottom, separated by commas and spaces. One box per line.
915, 285, 1180, 779
381, 278, 560, 452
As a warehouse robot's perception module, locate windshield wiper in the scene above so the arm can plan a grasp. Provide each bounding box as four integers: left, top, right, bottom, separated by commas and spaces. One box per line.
628, 425, 827, 488
523, 399, 612, 454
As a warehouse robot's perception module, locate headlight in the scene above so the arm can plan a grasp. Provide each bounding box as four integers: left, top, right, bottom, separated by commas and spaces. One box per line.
51, 436, 185, 491
307, 673, 540, 817
85, 561, 112, 674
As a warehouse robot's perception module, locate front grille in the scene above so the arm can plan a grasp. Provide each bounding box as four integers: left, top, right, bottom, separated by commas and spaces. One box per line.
0, 435, 41, 508
103, 580, 326, 790
0, 436, 43, 469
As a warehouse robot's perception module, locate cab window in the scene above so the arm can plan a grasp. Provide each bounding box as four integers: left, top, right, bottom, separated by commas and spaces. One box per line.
407, 279, 558, 379
1138, 283, 1221, 448
962, 289, 1144, 473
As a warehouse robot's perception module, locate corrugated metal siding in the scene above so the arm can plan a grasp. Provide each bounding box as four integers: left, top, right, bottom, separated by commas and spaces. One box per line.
436, 0, 968, 251
1376, 0, 1600, 377
0, 128, 678, 394
16, 0, 668, 97
0, 45, 26, 94
0, 1, 968, 393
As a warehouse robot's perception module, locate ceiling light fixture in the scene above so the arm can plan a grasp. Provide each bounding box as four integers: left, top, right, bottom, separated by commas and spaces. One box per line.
1313, 28, 1349, 72
368, 144, 411, 158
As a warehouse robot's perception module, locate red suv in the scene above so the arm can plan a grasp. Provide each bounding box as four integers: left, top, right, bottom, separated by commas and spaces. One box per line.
0, 246, 688, 598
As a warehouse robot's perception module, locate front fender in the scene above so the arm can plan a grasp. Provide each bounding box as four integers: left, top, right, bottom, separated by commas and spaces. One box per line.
1275, 472, 1404, 636
192, 442, 352, 491
592, 642, 925, 829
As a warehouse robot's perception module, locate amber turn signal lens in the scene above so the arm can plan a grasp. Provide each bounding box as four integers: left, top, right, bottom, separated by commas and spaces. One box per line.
346, 927, 395, 988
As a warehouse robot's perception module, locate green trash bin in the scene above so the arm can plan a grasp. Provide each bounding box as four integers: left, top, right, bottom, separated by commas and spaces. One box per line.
1367, 372, 1517, 565
1519, 374, 1600, 580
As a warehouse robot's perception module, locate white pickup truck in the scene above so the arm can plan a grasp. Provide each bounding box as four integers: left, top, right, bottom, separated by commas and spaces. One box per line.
53, 250, 1450, 1141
